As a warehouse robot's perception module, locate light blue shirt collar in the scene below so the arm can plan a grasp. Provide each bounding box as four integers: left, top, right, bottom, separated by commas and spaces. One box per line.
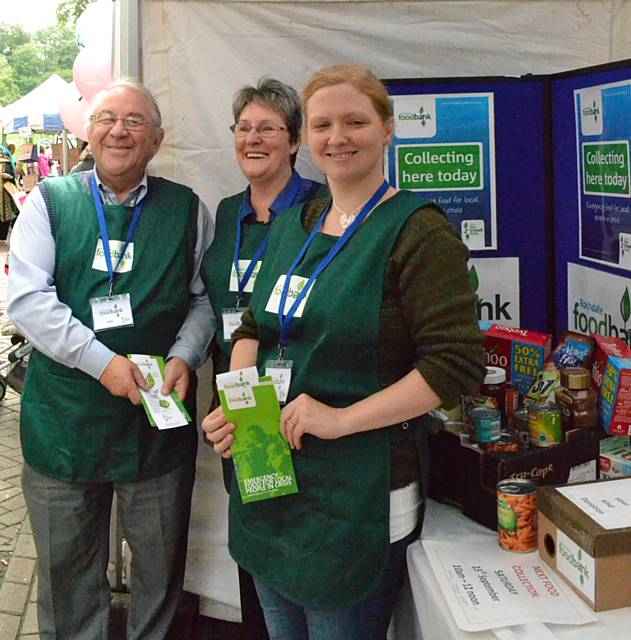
93, 168, 149, 206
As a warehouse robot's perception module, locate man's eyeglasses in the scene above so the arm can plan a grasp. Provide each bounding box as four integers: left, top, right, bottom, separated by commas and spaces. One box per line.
91, 112, 158, 131
230, 122, 287, 138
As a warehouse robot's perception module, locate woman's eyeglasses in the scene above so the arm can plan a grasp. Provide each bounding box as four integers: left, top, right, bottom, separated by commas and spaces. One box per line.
230, 122, 287, 138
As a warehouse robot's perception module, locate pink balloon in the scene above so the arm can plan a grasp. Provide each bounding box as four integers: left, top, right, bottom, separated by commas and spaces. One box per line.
60, 82, 91, 141
76, 0, 113, 50
73, 48, 112, 102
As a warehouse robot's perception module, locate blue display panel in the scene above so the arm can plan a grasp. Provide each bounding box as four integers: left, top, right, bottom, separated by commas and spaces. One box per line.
385, 77, 552, 333
552, 62, 631, 345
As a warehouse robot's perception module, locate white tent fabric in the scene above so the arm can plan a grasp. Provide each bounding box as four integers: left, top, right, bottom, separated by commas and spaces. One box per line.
139, 0, 631, 622
1, 74, 69, 134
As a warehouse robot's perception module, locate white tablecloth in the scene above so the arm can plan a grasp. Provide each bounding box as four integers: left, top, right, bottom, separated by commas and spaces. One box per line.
409, 500, 631, 640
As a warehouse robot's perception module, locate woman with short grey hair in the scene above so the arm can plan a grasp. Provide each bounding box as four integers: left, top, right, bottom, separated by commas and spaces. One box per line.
197, 77, 326, 638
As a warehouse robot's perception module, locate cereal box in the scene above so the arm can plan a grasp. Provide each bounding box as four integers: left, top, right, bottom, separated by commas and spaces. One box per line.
480, 323, 552, 395
599, 356, 631, 435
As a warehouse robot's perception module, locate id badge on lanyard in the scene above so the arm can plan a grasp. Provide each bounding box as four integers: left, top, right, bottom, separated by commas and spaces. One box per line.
91, 293, 134, 331
88, 172, 144, 332
222, 308, 244, 342
264, 359, 293, 404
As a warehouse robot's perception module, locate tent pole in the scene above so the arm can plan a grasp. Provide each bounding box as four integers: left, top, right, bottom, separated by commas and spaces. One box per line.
62, 130, 69, 174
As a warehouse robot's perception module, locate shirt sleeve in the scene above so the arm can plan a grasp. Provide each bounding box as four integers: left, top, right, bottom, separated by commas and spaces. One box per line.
6, 186, 116, 380
392, 205, 486, 408
167, 197, 217, 369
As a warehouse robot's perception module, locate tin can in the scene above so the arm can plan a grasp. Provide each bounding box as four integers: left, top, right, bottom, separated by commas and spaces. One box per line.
444, 421, 468, 435
528, 403, 562, 447
481, 431, 522, 453
497, 479, 537, 552
504, 384, 520, 428
470, 407, 501, 443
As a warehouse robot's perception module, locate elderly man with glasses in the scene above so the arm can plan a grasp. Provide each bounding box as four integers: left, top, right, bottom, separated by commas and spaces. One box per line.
7, 79, 215, 640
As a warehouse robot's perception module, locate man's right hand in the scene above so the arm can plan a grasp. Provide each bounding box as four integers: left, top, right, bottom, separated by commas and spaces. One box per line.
99, 355, 149, 405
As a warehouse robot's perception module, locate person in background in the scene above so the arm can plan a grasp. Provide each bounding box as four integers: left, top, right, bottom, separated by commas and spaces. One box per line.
0, 149, 18, 241
37, 144, 51, 179
70, 140, 95, 174
196, 77, 324, 639
203, 64, 485, 640
8, 79, 215, 640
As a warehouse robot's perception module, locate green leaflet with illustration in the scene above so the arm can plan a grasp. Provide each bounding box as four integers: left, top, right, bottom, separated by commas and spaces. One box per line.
218, 370, 298, 503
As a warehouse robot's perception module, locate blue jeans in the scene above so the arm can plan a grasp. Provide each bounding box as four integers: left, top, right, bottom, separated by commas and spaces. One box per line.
253, 528, 418, 640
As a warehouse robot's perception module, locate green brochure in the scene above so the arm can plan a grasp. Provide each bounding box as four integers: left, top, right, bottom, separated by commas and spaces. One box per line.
217, 367, 298, 503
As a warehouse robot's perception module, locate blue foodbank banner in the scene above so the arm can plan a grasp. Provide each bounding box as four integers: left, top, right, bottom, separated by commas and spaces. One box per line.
387, 93, 497, 250
575, 80, 631, 270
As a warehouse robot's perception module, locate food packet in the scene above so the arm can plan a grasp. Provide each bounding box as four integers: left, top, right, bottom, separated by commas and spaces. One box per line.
525, 362, 560, 404
551, 331, 595, 370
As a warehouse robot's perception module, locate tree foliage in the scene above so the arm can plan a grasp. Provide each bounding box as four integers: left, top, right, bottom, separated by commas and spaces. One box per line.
57, 0, 93, 26
0, 21, 79, 106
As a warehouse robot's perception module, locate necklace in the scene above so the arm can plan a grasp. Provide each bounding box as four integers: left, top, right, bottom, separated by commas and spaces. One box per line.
333, 199, 365, 229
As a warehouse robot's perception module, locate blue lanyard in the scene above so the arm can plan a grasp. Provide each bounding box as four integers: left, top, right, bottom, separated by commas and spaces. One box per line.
91, 172, 145, 296
232, 175, 303, 308
277, 180, 389, 356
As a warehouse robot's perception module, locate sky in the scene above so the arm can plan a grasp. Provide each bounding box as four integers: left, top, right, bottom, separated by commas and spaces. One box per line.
2, 0, 62, 33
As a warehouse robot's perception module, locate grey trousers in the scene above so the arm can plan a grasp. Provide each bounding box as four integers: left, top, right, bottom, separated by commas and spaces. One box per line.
22, 458, 195, 640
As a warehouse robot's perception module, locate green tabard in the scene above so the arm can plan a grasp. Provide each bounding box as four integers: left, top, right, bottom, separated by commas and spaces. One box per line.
202, 192, 269, 375
229, 191, 430, 609
20, 174, 197, 482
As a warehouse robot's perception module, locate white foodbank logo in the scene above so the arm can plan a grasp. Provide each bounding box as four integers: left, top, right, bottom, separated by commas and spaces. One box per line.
579, 88, 603, 136
394, 96, 436, 138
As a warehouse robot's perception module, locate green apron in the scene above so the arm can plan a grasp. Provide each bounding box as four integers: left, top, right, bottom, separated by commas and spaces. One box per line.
229, 191, 431, 609
202, 179, 326, 376
20, 174, 197, 482
202, 192, 270, 375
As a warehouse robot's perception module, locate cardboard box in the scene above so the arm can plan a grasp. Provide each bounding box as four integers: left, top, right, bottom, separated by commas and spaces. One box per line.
538, 478, 631, 611
16, 144, 37, 163
599, 356, 631, 435
480, 323, 552, 395
428, 427, 599, 530
600, 436, 631, 478
590, 335, 631, 395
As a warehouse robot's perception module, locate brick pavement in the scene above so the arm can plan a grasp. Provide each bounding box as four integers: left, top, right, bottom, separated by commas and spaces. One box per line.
0, 243, 39, 640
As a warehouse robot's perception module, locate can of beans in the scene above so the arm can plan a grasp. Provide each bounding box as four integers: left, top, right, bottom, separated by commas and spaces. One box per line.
470, 407, 501, 443
528, 403, 562, 448
497, 479, 537, 553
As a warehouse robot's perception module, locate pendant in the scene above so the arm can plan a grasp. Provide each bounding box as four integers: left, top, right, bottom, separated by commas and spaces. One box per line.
339, 212, 356, 229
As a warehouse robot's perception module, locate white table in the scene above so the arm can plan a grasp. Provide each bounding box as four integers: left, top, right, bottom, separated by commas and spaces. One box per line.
408, 500, 631, 640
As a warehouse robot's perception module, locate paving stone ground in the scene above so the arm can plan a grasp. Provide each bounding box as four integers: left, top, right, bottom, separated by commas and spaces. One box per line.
0, 243, 39, 640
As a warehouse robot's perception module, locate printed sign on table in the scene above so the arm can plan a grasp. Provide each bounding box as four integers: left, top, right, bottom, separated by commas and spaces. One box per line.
387, 93, 497, 250
423, 539, 596, 632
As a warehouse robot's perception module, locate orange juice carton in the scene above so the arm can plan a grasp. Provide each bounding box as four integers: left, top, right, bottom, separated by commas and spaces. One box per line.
479, 322, 552, 395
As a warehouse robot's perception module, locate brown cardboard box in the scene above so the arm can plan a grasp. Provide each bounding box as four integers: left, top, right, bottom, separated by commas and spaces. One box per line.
538, 478, 631, 611
22, 174, 38, 193
428, 427, 600, 530
16, 144, 37, 163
